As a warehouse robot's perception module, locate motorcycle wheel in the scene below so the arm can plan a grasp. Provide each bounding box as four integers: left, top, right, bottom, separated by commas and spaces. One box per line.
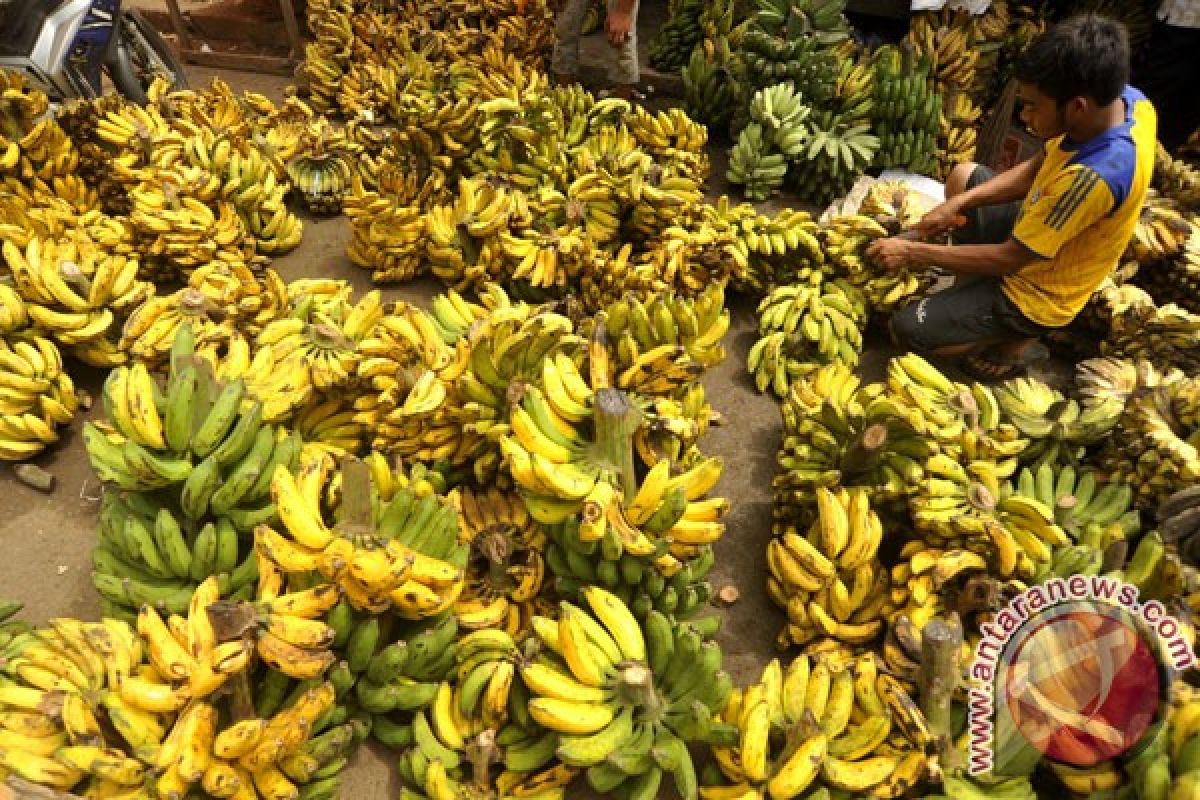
107, 8, 188, 103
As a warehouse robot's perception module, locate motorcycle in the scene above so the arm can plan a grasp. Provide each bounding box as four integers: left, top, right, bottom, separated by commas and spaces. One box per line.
0, 0, 187, 104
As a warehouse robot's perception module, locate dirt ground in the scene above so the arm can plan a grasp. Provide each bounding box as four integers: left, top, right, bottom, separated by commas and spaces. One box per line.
0, 55, 855, 795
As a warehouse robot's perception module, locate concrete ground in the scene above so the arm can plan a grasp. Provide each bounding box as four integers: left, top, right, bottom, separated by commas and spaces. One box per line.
0, 59, 834, 796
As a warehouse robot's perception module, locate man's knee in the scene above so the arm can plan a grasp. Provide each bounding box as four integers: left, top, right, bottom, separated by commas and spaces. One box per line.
889, 302, 928, 351
944, 162, 981, 199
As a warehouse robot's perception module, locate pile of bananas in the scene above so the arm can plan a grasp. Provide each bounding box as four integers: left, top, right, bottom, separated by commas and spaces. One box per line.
650, 0, 707, 72
821, 211, 935, 313
736, 0, 851, 114
703, 654, 933, 800
747, 280, 868, 397
84, 327, 298, 617
0, 287, 79, 461
298, 0, 557, 118
903, 15, 981, 178
1125, 190, 1196, 266
869, 45, 941, 174
523, 588, 732, 800
766, 487, 889, 650
784, 110, 879, 208
683, 37, 739, 132
994, 375, 1118, 467
1135, 218, 1200, 313
68, 77, 306, 262
773, 363, 934, 529
0, 579, 364, 800
1098, 373, 1200, 509
1155, 143, 1200, 211
1098, 285, 1200, 376
285, 117, 361, 215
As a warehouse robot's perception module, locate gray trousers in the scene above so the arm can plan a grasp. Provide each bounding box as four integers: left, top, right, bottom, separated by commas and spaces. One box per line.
552, 0, 640, 85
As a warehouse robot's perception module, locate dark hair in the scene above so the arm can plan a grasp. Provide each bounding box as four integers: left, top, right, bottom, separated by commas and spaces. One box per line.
1014, 12, 1130, 106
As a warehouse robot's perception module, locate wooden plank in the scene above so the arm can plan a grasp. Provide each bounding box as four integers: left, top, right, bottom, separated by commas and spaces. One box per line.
278, 0, 303, 60
162, 0, 195, 52
846, 0, 911, 18
175, 49, 296, 75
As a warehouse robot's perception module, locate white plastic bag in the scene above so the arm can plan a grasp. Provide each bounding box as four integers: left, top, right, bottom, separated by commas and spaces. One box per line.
910, 0, 991, 13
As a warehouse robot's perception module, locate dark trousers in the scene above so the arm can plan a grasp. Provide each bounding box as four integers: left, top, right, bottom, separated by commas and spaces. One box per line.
1135, 21, 1200, 151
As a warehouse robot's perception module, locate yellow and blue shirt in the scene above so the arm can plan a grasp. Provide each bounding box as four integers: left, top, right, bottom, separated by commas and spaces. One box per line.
1004, 86, 1157, 327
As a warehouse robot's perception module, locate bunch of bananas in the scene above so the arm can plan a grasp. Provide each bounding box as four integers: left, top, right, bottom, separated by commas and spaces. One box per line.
2, 232, 150, 366
682, 37, 738, 131
543, 454, 725, 619
784, 109, 879, 208
1155, 142, 1200, 211
883, 355, 1027, 468
869, 46, 941, 174
1098, 375, 1200, 509
524, 588, 732, 800
903, 16, 980, 178
0, 325, 79, 461
729, 208, 824, 293
452, 487, 546, 634
1099, 290, 1200, 376
886, 542, 994, 636
1156, 479, 1200, 566
0, 585, 359, 800
726, 121, 789, 202
821, 212, 935, 313
737, 0, 850, 117
995, 375, 1118, 467
255, 450, 468, 619
1135, 221, 1200, 313
703, 654, 933, 800
350, 614, 460, 737
353, 295, 474, 464
598, 283, 729, 395
242, 286, 384, 422
773, 363, 933, 529
832, 55, 874, 129
747, 280, 868, 397
1012, 462, 1137, 554
766, 487, 889, 650
85, 328, 299, 616
1126, 191, 1196, 266
285, 117, 361, 215
649, 0, 706, 73
909, 453, 1073, 580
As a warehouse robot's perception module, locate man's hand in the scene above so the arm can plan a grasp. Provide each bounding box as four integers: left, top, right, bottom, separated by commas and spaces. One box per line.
866, 237, 919, 271
917, 199, 968, 239
605, 7, 633, 46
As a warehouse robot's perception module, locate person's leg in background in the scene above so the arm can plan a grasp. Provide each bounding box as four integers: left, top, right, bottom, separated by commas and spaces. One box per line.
606, 0, 639, 99
1136, 20, 1200, 151
552, 0, 590, 87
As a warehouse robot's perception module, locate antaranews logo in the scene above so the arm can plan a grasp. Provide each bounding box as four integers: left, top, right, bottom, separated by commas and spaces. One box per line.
966, 574, 1196, 776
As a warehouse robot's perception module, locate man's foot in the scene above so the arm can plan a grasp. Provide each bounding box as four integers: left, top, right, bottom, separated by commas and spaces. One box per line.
958, 342, 1049, 383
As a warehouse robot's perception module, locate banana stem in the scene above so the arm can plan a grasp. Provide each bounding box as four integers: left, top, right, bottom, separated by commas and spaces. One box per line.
3, 775, 86, 799
466, 730, 499, 789
229, 670, 257, 723
593, 388, 641, 501
336, 457, 375, 539
918, 615, 962, 755
618, 663, 663, 718
841, 423, 887, 477
1055, 495, 1077, 529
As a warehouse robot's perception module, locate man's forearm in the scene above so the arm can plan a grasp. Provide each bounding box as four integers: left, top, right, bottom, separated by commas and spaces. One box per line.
954, 152, 1044, 211
906, 240, 1031, 277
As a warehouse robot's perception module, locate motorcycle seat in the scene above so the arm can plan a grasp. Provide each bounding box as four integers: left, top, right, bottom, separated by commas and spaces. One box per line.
0, 0, 55, 59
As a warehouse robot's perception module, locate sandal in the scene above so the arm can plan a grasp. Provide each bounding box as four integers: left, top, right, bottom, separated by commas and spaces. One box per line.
958, 342, 1049, 383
